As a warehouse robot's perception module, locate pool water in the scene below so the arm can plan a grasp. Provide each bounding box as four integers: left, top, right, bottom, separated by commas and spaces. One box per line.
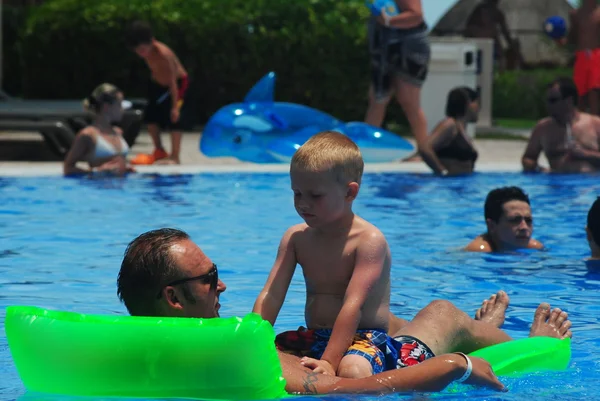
1, 172, 599, 401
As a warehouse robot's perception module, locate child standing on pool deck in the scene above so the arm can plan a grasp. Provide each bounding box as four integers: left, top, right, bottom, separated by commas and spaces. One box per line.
253, 131, 399, 379
125, 20, 194, 165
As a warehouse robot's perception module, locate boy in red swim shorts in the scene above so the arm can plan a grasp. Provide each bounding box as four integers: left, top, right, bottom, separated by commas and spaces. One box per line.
125, 21, 194, 165
557, 0, 600, 116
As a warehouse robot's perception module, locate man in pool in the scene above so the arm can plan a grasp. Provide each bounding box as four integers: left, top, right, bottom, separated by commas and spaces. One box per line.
465, 186, 544, 253
585, 197, 600, 270
116, 228, 572, 394
522, 77, 600, 174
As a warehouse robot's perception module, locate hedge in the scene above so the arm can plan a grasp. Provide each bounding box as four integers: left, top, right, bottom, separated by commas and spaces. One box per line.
5, 0, 574, 124
492, 67, 573, 120
17, 0, 374, 124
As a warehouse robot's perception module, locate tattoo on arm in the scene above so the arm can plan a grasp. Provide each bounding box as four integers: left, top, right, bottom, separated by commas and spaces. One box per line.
302, 371, 320, 394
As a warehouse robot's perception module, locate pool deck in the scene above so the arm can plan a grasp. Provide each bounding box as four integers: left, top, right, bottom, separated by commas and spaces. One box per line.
0, 130, 548, 176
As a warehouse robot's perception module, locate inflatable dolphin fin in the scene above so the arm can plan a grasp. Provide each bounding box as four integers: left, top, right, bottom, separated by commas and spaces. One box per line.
244, 72, 276, 103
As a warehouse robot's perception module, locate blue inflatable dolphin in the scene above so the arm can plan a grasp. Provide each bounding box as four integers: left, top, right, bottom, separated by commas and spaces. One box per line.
199, 72, 414, 163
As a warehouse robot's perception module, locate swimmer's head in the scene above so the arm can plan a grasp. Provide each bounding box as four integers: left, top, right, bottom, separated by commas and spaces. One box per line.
445, 88, 470, 120
125, 20, 154, 58
290, 131, 363, 226
546, 77, 578, 121
586, 197, 600, 251
484, 186, 533, 250
117, 228, 226, 319
83, 83, 127, 122
291, 131, 364, 186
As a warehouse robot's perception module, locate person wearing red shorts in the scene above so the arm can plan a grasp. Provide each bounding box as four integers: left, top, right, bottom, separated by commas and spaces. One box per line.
557, 0, 600, 116
125, 21, 194, 165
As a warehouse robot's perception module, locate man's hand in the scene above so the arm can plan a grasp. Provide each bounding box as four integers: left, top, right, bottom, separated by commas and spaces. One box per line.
300, 357, 336, 376
376, 8, 392, 26
171, 107, 180, 124
462, 356, 506, 392
567, 142, 588, 159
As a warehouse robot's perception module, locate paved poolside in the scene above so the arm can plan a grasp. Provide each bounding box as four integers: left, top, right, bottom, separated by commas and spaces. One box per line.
0, 130, 546, 176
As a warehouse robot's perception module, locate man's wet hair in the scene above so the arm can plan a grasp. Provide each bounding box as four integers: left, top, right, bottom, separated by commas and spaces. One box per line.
548, 77, 579, 107
117, 228, 190, 316
484, 186, 531, 222
588, 197, 600, 245
125, 20, 154, 49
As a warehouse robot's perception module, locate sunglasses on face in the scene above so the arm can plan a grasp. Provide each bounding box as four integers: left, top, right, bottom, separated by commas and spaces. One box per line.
156, 264, 218, 299
504, 215, 533, 226
546, 96, 564, 104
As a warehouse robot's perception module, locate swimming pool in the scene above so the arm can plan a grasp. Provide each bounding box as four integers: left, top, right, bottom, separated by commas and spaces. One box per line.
1, 171, 599, 400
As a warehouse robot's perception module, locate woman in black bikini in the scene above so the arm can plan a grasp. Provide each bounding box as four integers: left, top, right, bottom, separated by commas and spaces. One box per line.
427, 87, 480, 176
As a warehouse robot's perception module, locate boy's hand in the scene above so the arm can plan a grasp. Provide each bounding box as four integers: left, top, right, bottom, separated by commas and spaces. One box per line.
171, 107, 180, 123
300, 357, 335, 376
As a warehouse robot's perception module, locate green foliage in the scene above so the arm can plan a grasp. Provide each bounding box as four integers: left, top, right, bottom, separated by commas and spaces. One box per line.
7, 0, 574, 125
492, 68, 573, 120
18, 0, 376, 123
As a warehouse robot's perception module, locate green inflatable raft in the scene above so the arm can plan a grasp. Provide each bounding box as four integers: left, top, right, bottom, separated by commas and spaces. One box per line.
5, 306, 572, 399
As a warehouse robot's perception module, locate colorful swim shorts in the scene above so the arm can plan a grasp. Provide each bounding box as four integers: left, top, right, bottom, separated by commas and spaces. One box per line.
275, 327, 399, 374
393, 335, 436, 368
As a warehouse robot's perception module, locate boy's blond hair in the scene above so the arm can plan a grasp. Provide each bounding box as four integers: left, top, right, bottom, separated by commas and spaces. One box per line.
290, 131, 364, 184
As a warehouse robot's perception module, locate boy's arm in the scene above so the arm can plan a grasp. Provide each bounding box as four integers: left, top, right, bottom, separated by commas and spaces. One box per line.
319, 231, 388, 373
252, 227, 299, 325
156, 47, 182, 122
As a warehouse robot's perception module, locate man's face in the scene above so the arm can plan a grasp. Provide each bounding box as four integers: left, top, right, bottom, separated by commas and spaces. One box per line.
166, 239, 227, 318
487, 200, 533, 250
546, 85, 571, 121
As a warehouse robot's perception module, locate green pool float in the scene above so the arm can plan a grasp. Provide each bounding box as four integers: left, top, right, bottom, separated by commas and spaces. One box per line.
5, 306, 572, 399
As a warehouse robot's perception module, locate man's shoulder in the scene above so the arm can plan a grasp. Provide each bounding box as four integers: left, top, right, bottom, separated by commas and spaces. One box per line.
532, 117, 554, 134
464, 235, 492, 252
528, 238, 544, 250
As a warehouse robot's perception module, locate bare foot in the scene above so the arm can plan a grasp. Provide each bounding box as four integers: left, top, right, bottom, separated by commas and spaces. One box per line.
474, 290, 510, 328
529, 303, 573, 339
154, 157, 180, 165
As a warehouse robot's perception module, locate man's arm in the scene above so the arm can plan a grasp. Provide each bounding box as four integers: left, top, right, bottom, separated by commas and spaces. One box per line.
380, 0, 423, 29
280, 351, 506, 394
318, 231, 389, 373
521, 123, 546, 172
252, 226, 299, 325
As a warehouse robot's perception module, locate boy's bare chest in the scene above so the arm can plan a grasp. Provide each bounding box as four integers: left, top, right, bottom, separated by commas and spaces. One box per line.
296, 237, 357, 285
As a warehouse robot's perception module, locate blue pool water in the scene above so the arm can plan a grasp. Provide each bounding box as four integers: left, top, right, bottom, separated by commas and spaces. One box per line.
1, 172, 599, 400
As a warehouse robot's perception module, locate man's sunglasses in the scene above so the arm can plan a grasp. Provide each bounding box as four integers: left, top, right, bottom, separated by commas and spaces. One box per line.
546, 96, 564, 104
156, 264, 218, 299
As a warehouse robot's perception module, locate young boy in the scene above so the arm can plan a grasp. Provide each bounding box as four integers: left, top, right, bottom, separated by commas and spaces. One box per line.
125, 20, 193, 165
253, 131, 398, 379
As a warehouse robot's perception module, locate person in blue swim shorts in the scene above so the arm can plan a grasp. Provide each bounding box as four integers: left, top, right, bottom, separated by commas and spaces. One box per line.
117, 228, 573, 394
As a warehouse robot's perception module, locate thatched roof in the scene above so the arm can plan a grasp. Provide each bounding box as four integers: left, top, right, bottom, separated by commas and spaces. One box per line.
431, 0, 575, 65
